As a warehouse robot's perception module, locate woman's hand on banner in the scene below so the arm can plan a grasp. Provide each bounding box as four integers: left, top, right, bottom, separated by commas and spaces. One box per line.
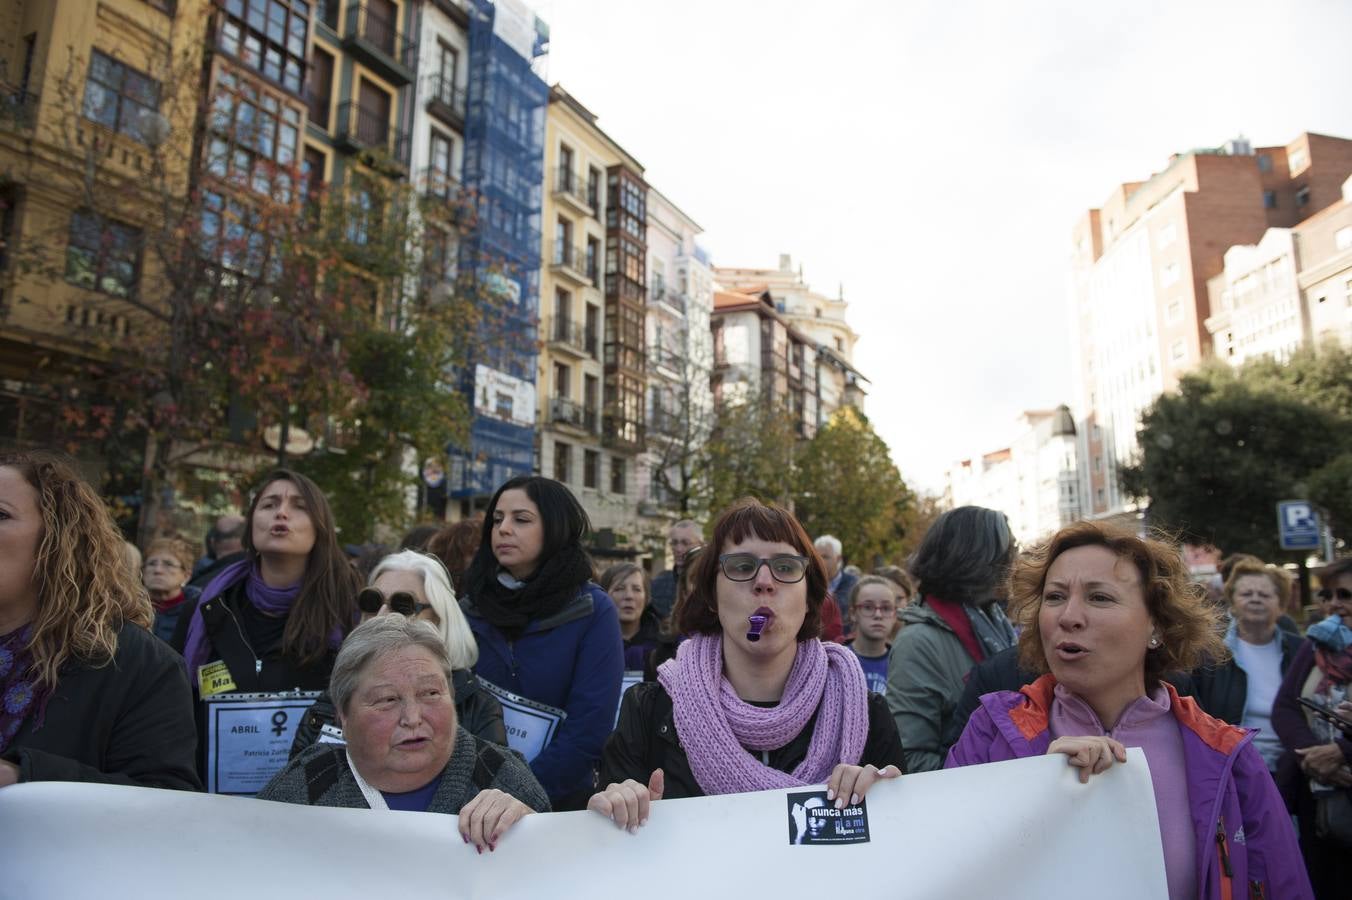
587, 768, 665, 833
826, 763, 901, 808
458, 788, 536, 853
0, 760, 18, 788
1047, 736, 1127, 783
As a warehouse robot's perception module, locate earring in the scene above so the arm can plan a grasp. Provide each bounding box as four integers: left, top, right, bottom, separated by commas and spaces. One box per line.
1148, 634, 1161, 649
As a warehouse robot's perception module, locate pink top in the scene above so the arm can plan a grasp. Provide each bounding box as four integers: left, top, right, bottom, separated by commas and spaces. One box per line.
1050, 683, 1196, 900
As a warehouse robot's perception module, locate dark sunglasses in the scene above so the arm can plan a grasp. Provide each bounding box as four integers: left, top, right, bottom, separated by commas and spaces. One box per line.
1317, 587, 1352, 602
718, 553, 809, 584
358, 588, 433, 617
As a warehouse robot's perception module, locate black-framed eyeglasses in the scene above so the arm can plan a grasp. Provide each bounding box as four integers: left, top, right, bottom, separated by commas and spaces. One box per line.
718, 553, 809, 584
1317, 587, 1352, 602
358, 588, 433, 617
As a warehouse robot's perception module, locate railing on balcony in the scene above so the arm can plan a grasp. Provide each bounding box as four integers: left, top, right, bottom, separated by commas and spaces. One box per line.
424, 73, 466, 128
344, 1, 417, 84
606, 274, 646, 305
552, 240, 590, 279
335, 101, 409, 162
651, 285, 687, 316
549, 319, 589, 354
417, 166, 461, 204
0, 90, 38, 130
550, 397, 599, 433
553, 166, 591, 210
649, 343, 682, 373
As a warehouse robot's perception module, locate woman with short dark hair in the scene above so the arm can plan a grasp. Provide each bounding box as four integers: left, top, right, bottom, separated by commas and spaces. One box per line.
885, 505, 1016, 772
588, 498, 903, 830
460, 475, 623, 810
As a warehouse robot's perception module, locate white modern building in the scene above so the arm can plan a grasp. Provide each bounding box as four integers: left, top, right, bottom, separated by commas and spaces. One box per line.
947, 406, 1081, 546
1205, 229, 1305, 366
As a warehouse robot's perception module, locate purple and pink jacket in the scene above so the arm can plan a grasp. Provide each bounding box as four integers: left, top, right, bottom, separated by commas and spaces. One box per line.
946, 675, 1311, 900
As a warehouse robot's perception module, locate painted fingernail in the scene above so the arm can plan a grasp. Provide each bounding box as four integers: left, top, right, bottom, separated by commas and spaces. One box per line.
489, 843, 496, 853
826, 788, 835, 801
835, 796, 845, 809
476, 846, 482, 855
462, 834, 469, 843
851, 793, 860, 806
640, 818, 647, 826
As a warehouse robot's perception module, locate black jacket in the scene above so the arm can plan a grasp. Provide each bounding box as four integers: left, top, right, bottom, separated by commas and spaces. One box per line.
2, 621, 201, 790
598, 681, 905, 798
288, 669, 510, 758
1184, 629, 1304, 725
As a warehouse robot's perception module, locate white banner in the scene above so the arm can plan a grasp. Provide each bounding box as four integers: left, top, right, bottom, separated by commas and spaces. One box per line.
0, 751, 1167, 899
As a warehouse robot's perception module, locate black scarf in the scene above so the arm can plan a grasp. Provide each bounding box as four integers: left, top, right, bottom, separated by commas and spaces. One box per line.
465, 544, 595, 640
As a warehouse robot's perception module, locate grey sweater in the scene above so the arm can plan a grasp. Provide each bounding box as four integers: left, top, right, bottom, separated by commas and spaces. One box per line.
257, 727, 551, 813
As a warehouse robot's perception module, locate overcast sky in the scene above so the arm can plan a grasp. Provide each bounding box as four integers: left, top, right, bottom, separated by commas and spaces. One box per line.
537, 0, 1352, 493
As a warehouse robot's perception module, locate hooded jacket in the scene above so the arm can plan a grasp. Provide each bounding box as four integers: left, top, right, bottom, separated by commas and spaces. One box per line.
946, 675, 1312, 900
885, 600, 980, 772
462, 582, 623, 807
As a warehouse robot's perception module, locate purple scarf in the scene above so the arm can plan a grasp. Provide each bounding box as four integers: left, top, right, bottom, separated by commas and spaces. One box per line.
656, 633, 870, 796
0, 624, 50, 753
181, 558, 303, 676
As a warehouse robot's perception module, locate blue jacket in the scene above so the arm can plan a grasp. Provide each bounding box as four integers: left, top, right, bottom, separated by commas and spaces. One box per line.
462, 582, 623, 804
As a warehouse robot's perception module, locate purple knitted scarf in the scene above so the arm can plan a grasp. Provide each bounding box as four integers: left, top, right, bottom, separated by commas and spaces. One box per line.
657, 633, 870, 796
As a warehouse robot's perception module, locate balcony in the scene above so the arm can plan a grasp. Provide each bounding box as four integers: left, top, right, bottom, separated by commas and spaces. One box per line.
431, 0, 470, 28
602, 416, 645, 452
553, 166, 593, 217
1, 90, 38, 130
649, 407, 684, 438
424, 73, 466, 132
549, 397, 599, 434
550, 240, 592, 286
651, 285, 687, 317
649, 343, 682, 376
343, 1, 416, 85
547, 319, 598, 359
334, 101, 409, 168
605, 274, 646, 305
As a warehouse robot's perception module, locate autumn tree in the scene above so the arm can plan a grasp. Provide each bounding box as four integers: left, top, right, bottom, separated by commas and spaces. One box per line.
645, 314, 717, 517
702, 400, 801, 515
792, 407, 914, 567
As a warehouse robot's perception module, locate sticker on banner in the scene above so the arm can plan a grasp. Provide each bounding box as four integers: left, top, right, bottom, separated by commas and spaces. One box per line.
197, 660, 237, 697
205, 691, 321, 795
787, 790, 870, 845
478, 679, 566, 763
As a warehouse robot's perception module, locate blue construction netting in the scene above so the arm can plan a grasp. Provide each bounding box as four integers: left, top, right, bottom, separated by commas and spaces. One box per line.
448, 0, 548, 500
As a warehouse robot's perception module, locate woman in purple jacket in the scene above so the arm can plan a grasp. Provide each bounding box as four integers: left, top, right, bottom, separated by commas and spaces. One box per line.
947, 521, 1310, 900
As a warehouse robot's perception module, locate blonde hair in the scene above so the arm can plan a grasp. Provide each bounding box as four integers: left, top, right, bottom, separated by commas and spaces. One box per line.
144, 537, 195, 576
1012, 521, 1226, 685
368, 550, 479, 670
1, 451, 153, 690
1223, 560, 1292, 604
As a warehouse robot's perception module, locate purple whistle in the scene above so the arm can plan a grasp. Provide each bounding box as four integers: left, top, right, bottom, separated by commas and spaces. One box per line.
746, 614, 768, 642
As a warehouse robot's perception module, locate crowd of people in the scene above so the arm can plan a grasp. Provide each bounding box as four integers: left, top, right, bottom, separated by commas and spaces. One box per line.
1, 448, 1349, 897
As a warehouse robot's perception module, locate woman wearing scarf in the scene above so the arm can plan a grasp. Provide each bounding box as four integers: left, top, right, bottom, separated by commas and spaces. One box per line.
175, 470, 360, 707
589, 499, 903, 830
143, 537, 201, 644
1273, 558, 1352, 898
0, 451, 198, 790
460, 475, 623, 810
886, 505, 1017, 772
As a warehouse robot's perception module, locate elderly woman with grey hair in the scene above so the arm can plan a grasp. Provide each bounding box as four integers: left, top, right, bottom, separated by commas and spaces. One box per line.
885, 506, 1017, 772
258, 616, 549, 850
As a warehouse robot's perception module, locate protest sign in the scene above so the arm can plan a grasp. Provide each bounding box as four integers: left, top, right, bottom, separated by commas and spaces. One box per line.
204, 691, 321, 795
0, 750, 1167, 899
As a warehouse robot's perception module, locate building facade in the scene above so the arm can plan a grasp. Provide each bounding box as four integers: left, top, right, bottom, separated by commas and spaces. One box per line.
536, 85, 648, 547
1070, 133, 1352, 516
711, 288, 822, 439
639, 186, 713, 526
1298, 175, 1352, 348
946, 406, 1080, 546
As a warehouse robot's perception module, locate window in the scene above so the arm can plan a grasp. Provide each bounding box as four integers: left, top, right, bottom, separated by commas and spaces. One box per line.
584, 450, 599, 489
587, 166, 600, 211
428, 129, 455, 196
1170, 340, 1186, 363
436, 42, 458, 89
585, 237, 599, 282
1336, 227, 1352, 251
585, 304, 600, 356
65, 210, 141, 297
218, 0, 310, 95
1095, 488, 1105, 506
1156, 222, 1176, 247
1261, 190, 1276, 210
207, 69, 302, 199
308, 47, 334, 128
1160, 263, 1180, 287
1257, 154, 1271, 173
554, 442, 571, 483
1295, 186, 1310, 207
1093, 456, 1102, 473
553, 362, 570, 398
1166, 299, 1182, 323
300, 145, 327, 206
1288, 146, 1308, 175
610, 457, 625, 495
199, 191, 275, 277
584, 373, 598, 413
558, 144, 574, 190
81, 50, 161, 142
555, 217, 573, 266
346, 177, 374, 245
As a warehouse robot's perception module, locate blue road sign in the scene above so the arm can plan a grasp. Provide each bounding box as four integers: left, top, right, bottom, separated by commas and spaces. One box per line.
1277, 500, 1321, 551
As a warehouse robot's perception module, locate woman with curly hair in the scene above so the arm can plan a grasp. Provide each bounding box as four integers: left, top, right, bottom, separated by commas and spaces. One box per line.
946, 521, 1309, 900
0, 451, 199, 789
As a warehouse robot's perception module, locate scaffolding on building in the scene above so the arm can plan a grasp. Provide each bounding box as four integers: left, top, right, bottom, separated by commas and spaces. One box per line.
447, 0, 549, 500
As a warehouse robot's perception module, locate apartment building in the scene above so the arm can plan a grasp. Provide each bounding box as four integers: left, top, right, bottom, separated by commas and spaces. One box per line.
1070, 133, 1352, 516
1299, 176, 1352, 347
711, 288, 821, 439
946, 406, 1081, 546
536, 85, 647, 544
0, 0, 209, 445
